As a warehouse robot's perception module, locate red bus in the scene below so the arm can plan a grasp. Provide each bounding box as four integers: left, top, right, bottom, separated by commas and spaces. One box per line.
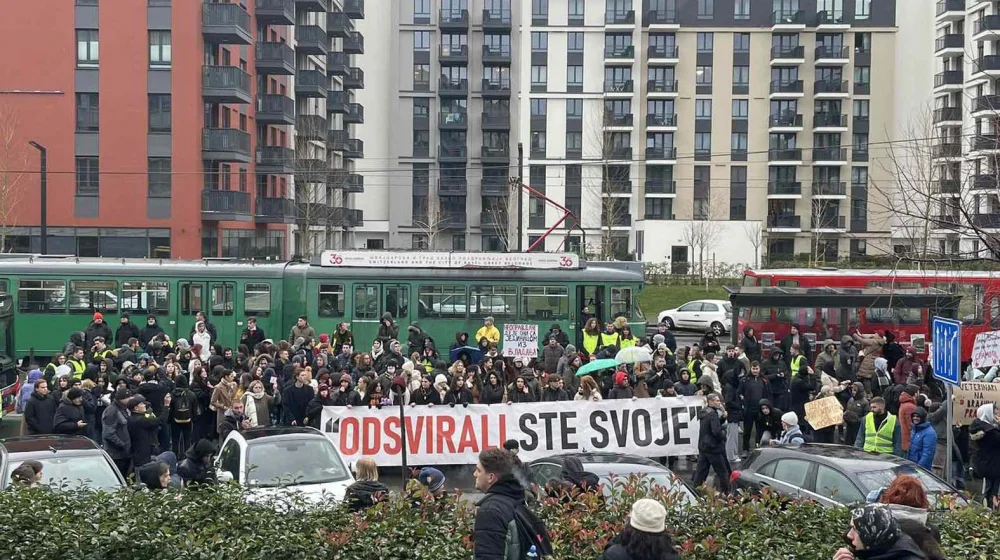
739, 268, 1000, 361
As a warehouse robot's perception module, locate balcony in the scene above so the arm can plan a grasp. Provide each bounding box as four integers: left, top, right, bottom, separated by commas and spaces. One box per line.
602, 213, 632, 227
769, 112, 803, 130
482, 45, 512, 65
813, 113, 848, 129
604, 113, 634, 127
975, 55, 1000, 76
814, 45, 849, 63
255, 146, 295, 174
256, 94, 294, 125
645, 9, 677, 26
439, 78, 468, 97
202, 190, 251, 222
343, 67, 364, 89
604, 79, 634, 94
295, 69, 327, 98
482, 9, 512, 30
439, 144, 468, 161
327, 130, 349, 154
769, 148, 803, 163
605, 9, 635, 25
933, 179, 961, 195
202, 2, 251, 45
343, 103, 364, 124
480, 211, 508, 230
813, 147, 848, 163
770, 45, 805, 62
647, 79, 678, 95
933, 142, 962, 158
647, 44, 679, 61
934, 70, 964, 89
327, 11, 351, 38
202, 66, 252, 104
439, 44, 468, 64
344, 0, 365, 19
933, 106, 963, 123
439, 8, 469, 28
328, 207, 364, 228
812, 181, 847, 197
438, 110, 467, 129
439, 175, 468, 194
343, 31, 364, 54
645, 146, 677, 161
972, 173, 999, 190
605, 45, 635, 61
295, 25, 328, 56
971, 134, 1000, 152
768, 181, 802, 197
646, 113, 677, 128
772, 9, 806, 28
327, 170, 364, 193
816, 10, 847, 27
769, 80, 804, 96
482, 111, 510, 130
974, 15, 1000, 38
481, 145, 510, 163
974, 94, 1000, 115
813, 215, 847, 231
605, 146, 632, 160
295, 153, 327, 177
293, 0, 328, 13
482, 77, 511, 97
327, 90, 349, 113
255, 197, 297, 224
440, 211, 468, 231
256, 0, 294, 26
343, 139, 363, 159
255, 42, 295, 75
767, 215, 802, 230
297, 115, 328, 141
936, 0, 965, 20
935, 34, 965, 55
853, 148, 869, 162
327, 53, 349, 76
481, 174, 509, 196
814, 79, 848, 96
934, 214, 961, 229
202, 128, 251, 163
603, 180, 634, 195
644, 180, 676, 195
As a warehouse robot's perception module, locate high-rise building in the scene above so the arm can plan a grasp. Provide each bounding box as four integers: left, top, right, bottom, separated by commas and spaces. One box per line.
0, 0, 364, 259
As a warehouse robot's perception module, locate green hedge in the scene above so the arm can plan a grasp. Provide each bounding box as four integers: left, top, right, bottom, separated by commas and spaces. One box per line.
1, 481, 997, 559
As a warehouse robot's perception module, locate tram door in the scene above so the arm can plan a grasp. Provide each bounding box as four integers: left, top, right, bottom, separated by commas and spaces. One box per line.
352, 284, 410, 348
575, 285, 606, 345
180, 282, 236, 349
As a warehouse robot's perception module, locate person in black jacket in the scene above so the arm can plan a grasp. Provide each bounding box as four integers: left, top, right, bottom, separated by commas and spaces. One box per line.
23, 379, 57, 436
722, 368, 743, 464
789, 364, 818, 434
541, 376, 570, 402
332, 375, 362, 407
281, 368, 315, 425
739, 362, 770, 457
127, 394, 170, 473
653, 321, 677, 354
239, 317, 265, 352
52, 388, 88, 436
779, 324, 812, 365
741, 326, 761, 364
344, 458, 390, 512
139, 315, 165, 349
691, 393, 731, 493
444, 375, 474, 406
472, 449, 527, 560
114, 313, 141, 348
479, 372, 505, 404
178, 438, 217, 486
699, 328, 722, 356
408, 376, 441, 406
762, 348, 791, 412
756, 399, 784, 444
169, 375, 198, 455
304, 383, 336, 429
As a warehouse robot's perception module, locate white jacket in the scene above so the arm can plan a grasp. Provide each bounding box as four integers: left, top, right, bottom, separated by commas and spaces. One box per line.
192, 331, 212, 362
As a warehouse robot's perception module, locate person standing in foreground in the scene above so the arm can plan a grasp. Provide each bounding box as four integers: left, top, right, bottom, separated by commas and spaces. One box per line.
831, 504, 927, 560
597, 499, 681, 560
691, 393, 731, 493
472, 448, 528, 560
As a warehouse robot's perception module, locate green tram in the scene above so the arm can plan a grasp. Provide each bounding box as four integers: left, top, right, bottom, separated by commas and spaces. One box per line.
0, 252, 644, 360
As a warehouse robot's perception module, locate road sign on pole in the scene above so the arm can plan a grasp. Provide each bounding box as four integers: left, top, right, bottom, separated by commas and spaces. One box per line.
931, 317, 962, 387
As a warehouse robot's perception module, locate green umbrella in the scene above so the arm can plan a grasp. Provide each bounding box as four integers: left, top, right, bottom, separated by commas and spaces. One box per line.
575, 358, 619, 377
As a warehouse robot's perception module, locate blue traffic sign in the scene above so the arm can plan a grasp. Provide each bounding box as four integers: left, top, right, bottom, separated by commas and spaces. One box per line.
931, 317, 962, 387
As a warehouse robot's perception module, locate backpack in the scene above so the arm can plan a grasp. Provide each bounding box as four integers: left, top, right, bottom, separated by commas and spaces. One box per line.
506, 499, 553, 559
171, 390, 195, 423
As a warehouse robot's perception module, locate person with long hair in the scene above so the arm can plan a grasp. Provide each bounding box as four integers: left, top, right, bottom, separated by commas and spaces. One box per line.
575, 375, 602, 402
343, 457, 390, 512
866, 474, 944, 560
479, 371, 505, 405
598, 499, 680, 560
582, 317, 601, 359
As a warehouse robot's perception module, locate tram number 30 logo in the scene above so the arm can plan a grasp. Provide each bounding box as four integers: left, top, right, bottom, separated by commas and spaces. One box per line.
558, 256, 574, 267
328, 253, 344, 265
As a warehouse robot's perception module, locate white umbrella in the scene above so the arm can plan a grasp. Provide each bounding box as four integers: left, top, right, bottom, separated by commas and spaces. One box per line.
615, 346, 653, 364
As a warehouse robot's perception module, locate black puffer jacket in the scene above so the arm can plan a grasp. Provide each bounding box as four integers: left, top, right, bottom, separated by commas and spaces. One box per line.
971, 418, 1000, 479
697, 406, 726, 454
52, 398, 87, 436
344, 480, 390, 512
479, 382, 505, 405
473, 475, 526, 560
755, 399, 783, 437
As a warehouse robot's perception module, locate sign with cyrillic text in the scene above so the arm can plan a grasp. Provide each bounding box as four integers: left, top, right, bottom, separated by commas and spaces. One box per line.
502, 323, 539, 358
320, 396, 706, 466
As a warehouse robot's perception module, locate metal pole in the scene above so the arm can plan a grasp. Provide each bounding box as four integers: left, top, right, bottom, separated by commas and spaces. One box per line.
516, 143, 523, 252
398, 397, 408, 492
945, 383, 953, 486
28, 142, 47, 254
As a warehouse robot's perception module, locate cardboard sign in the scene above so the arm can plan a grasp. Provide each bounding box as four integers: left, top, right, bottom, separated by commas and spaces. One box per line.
971, 331, 1000, 370
954, 382, 1000, 426
804, 396, 844, 430
502, 323, 539, 358
320, 396, 706, 466
761, 332, 775, 349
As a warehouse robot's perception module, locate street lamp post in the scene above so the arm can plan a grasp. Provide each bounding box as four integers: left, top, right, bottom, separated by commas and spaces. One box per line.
27, 141, 47, 255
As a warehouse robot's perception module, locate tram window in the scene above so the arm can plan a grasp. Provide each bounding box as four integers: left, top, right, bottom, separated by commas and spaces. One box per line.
741, 275, 758, 287
18, 280, 66, 314
470, 286, 516, 319
121, 281, 169, 314
867, 281, 922, 325
210, 283, 234, 316
244, 283, 271, 317
521, 286, 569, 320
418, 285, 468, 319
384, 286, 409, 319
181, 284, 203, 315
991, 296, 1000, 330
354, 285, 380, 320
69, 280, 118, 314
935, 282, 984, 325
610, 287, 633, 320
318, 284, 345, 318
0, 280, 7, 292
775, 280, 798, 287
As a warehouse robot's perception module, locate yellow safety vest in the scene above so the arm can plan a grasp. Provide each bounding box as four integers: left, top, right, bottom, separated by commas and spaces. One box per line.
68, 358, 87, 380
790, 355, 805, 376
687, 358, 702, 374
582, 332, 600, 355
600, 332, 620, 348
863, 413, 897, 454
620, 336, 638, 349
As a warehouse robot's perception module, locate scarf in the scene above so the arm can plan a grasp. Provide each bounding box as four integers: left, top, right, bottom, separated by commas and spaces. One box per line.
243, 393, 259, 427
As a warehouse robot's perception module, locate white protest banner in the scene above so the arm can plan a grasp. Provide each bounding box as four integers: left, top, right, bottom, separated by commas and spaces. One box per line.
971, 330, 1000, 370
502, 323, 539, 358
954, 382, 1000, 426
320, 396, 706, 466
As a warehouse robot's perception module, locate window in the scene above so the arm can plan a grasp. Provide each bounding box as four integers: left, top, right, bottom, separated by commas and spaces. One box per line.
531, 131, 546, 154
696, 66, 713, 86
854, 66, 870, 86
697, 32, 713, 53
76, 157, 99, 196
148, 157, 171, 198
244, 283, 271, 317
734, 0, 750, 20
413, 31, 430, 51
413, 130, 430, 157
568, 0, 584, 18
530, 98, 547, 116
733, 66, 749, 89
566, 98, 583, 117
567, 65, 583, 88
853, 99, 870, 118
413, 63, 430, 89
697, 0, 713, 19
451, 234, 466, 251
567, 32, 584, 52
733, 33, 750, 53
732, 99, 748, 119
610, 287, 632, 319
855, 0, 870, 19
531, 32, 548, 51
149, 94, 171, 132
471, 286, 517, 318
149, 31, 171, 67
18, 280, 67, 313
115, 281, 170, 316
566, 132, 582, 153
695, 99, 712, 119
76, 29, 99, 66
731, 132, 748, 159
531, 65, 548, 89
218, 441, 241, 481
521, 286, 568, 320
418, 285, 468, 318
70, 280, 118, 313
694, 166, 710, 219
76, 93, 99, 132
730, 166, 747, 220
695, 132, 712, 159
413, 0, 430, 21
353, 285, 379, 320
532, 0, 548, 18
855, 32, 871, 54
771, 459, 812, 488
210, 283, 234, 316
645, 198, 673, 220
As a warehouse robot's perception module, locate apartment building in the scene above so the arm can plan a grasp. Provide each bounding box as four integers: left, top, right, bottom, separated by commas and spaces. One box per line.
0, 0, 363, 260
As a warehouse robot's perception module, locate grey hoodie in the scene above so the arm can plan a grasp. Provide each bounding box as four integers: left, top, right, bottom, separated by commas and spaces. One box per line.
776, 424, 805, 447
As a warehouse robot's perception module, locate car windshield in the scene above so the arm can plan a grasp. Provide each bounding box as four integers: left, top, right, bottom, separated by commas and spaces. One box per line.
245, 439, 350, 488
855, 467, 956, 508
8, 455, 121, 491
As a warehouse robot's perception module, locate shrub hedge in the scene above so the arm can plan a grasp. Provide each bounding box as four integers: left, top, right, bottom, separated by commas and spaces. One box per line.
1, 480, 997, 560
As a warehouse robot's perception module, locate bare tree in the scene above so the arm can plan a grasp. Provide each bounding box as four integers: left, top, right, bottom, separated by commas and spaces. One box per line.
0, 105, 26, 252
681, 218, 722, 278
294, 115, 336, 258
742, 221, 764, 268
483, 177, 520, 251
584, 103, 633, 260
412, 195, 449, 249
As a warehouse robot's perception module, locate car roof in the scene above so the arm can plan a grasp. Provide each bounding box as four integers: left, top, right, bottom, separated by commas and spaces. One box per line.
751, 444, 912, 472
528, 452, 665, 468
0, 435, 102, 455
238, 426, 327, 442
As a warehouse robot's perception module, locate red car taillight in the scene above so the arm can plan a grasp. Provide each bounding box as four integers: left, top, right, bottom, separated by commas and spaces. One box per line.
729, 470, 741, 485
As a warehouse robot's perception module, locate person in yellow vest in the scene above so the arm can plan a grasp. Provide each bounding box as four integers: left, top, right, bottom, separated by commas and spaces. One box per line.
853, 397, 902, 456
67, 346, 88, 381
581, 317, 602, 359
598, 322, 620, 354
618, 326, 640, 349
788, 343, 807, 377
474, 316, 501, 345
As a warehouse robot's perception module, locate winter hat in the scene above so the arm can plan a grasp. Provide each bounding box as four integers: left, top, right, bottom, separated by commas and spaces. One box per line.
114, 387, 132, 402
317, 383, 330, 394
128, 395, 147, 409
503, 439, 520, 453
850, 504, 901, 551
657, 343, 668, 352
565, 344, 576, 354
434, 373, 448, 388
176, 339, 190, 350
139, 353, 151, 361
66, 388, 83, 401
418, 467, 446, 493
653, 334, 666, 346
93, 312, 103, 321
629, 498, 667, 534
781, 411, 798, 426
402, 361, 415, 375
614, 371, 628, 386
319, 333, 330, 343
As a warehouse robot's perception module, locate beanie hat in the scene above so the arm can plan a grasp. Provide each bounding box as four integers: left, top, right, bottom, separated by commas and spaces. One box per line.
850, 504, 900, 551
781, 411, 798, 426
317, 383, 330, 393
66, 388, 83, 401
93, 312, 103, 321
402, 361, 415, 375
614, 371, 629, 386
418, 467, 446, 493
114, 387, 132, 402
657, 343, 668, 352
503, 439, 520, 453
629, 498, 666, 534
653, 334, 666, 346
319, 333, 330, 343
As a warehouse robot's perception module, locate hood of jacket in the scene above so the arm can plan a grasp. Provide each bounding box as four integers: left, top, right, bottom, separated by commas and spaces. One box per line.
698, 406, 721, 420
977, 402, 997, 424
759, 399, 774, 414
899, 392, 915, 405
561, 456, 600, 488
27, 369, 43, 383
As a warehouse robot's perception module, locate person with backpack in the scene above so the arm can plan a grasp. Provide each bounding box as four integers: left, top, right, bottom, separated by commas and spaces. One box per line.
472, 448, 552, 559
597, 498, 681, 560
169, 376, 198, 455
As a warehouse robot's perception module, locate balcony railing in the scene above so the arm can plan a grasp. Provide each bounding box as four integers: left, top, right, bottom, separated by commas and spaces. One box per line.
933, 143, 962, 158
482, 77, 511, 95
647, 45, 679, 59
933, 106, 963, 122
605, 9, 635, 24
295, 24, 328, 54
814, 113, 848, 128
202, 65, 252, 102
768, 182, 802, 196
255, 42, 295, 74
935, 34, 965, 51
202, 189, 251, 220
481, 146, 510, 160
202, 2, 252, 44
768, 215, 802, 229
604, 113, 634, 126
813, 216, 846, 229
972, 134, 1000, 151
645, 146, 677, 160
934, 70, 964, 87
483, 45, 512, 64
646, 113, 677, 127
770, 80, 804, 94
647, 79, 678, 93
605, 45, 635, 59
770, 45, 805, 60
974, 94, 1000, 113
439, 8, 469, 27
255, 196, 297, 223
644, 180, 676, 194
934, 179, 961, 194
604, 80, 634, 93
202, 128, 251, 160
769, 148, 803, 161
974, 15, 1000, 35
645, 9, 677, 25
972, 173, 999, 189
769, 112, 803, 127
343, 0, 364, 19
256, 0, 295, 26
439, 44, 469, 61
772, 10, 805, 25
936, 0, 965, 16
482, 8, 512, 28
256, 94, 295, 124
814, 79, 848, 94
438, 111, 468, 128
439, 78, 469, 96
813, 147, 847, 161
482, 111, 510, 128
815, 45, 849, 60
813, 181, 847, 196
816, 10, 845, 25
343, 67, 364, 89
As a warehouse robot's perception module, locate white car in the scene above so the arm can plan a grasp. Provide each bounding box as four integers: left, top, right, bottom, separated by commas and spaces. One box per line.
657, 299, 732, 335
215, 426, 354, 503
429, 294, 510, 315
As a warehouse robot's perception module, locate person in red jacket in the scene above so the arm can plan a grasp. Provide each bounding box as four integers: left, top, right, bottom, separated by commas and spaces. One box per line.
897, 387, 918, 455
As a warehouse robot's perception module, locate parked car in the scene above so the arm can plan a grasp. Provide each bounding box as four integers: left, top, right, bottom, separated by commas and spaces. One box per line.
428, 294, 510, 316
215, 426, 354, 503
0, 435, 126, 491
657, 299, 732, 334
731, 444, 966, 509
526, 452, 698, 505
